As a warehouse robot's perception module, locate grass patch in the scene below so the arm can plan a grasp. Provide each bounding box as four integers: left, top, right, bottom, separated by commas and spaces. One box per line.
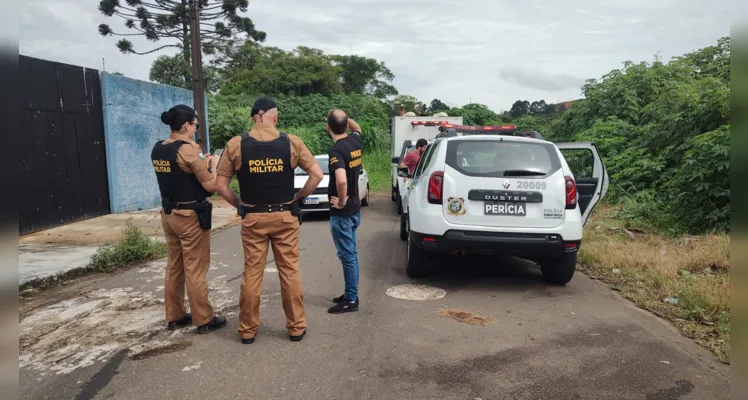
363, 150, 391, 193
88, 222, 167, 273
579, 204, 730, 363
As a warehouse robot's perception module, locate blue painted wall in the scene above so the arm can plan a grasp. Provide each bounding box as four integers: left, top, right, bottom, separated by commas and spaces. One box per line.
100, 72, 210, 213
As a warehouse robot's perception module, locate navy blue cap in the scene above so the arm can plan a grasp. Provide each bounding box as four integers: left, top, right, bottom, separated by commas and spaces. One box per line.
250, 97, 278, 117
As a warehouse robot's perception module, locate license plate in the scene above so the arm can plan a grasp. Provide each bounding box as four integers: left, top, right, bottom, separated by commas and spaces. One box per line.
484, 202, 526, 216
304, 197, 320, 205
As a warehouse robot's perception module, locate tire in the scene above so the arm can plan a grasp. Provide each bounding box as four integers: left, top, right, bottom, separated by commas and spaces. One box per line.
406, 228, 431, 278
400, 212, 408, 241
391, 185, 397, 202
362, 184, 370, 207
541, 252, 577, 285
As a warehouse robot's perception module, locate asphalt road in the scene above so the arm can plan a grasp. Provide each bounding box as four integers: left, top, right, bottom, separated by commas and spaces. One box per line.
19, 194, 730, 400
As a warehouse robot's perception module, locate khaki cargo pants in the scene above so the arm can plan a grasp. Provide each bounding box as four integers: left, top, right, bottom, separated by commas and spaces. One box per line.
238, 211, 306, 339
161, 209, 214, 326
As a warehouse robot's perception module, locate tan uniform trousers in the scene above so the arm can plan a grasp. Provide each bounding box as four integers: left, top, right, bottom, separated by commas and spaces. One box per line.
161, 210, 214, 327
238, 211, 306, 339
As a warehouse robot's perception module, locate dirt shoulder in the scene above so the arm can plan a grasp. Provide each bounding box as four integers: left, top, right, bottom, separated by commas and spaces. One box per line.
19, 197, 241, 247
18, 198, 242, 289
579, 205, 730, 364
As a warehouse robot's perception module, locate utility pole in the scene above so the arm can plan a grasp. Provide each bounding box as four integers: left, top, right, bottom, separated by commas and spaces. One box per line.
189, 0, 208, 153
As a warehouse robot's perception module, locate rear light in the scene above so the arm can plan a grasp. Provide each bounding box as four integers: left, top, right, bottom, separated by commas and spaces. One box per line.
428, 171, 444, 204
565, 176, 577, 209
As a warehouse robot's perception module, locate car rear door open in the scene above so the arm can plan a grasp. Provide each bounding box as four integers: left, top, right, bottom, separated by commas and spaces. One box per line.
556, 142, 609, 226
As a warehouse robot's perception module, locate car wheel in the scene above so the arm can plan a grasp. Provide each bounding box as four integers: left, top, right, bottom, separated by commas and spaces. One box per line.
399, 212, 408, 241
541, 252, 577, 285
391, 185, 397, 202
406, 228, 431, 278
362, 184, 370, 206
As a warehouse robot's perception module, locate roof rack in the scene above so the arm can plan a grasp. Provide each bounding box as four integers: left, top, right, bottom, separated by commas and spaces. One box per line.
434, 123, 519, 138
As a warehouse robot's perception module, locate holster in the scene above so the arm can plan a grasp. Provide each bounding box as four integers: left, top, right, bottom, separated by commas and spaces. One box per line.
162, 199, 212, 230
194, 201, 213, 230
162, 198, 174, 215
237, 202, 246, 219
291, 199, 303, 226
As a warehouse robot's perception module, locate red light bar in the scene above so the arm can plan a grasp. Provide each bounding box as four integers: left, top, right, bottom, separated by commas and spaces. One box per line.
410, 121, 452, 127
439, 123, 517, 132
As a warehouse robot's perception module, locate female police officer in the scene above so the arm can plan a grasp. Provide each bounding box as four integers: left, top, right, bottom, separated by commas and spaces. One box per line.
151, 104, 226, 334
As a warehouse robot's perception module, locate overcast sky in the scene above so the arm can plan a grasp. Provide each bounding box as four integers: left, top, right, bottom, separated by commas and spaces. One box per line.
20, 0, 730, 112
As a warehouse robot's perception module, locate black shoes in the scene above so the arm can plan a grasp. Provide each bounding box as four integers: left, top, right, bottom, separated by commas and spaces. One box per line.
241, 329, 305, 344
290, 329, 306, 342
196, 315, 227, 334
332, 294, 359, 304
328, 299, 359, 314
167, 313, 192, 330
241, 337, 255, 345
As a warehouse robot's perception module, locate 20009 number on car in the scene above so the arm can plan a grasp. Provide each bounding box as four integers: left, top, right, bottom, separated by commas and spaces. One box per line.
517, 181, 547, 190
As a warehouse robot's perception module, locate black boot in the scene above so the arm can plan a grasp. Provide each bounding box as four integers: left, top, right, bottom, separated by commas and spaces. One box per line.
196, 316, 227, 334
167, 313, 192, 330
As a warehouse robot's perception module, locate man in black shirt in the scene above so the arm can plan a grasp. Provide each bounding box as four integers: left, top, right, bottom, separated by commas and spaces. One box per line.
326, 109, 364, 314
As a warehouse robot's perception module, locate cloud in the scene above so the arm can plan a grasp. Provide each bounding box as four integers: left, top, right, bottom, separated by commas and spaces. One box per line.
498, 67, 587, 92
19, 0, 732, 111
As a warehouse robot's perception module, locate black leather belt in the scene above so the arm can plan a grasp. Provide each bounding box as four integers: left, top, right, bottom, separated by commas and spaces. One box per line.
243, 203, 292, 214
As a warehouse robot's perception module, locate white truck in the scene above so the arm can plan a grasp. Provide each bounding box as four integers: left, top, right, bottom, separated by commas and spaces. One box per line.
389, 115, 463, 214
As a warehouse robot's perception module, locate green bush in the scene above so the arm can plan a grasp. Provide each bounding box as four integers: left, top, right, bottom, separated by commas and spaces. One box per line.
208, 93, 390, 149
89, 223, 167, 272
549, 37, 730, 234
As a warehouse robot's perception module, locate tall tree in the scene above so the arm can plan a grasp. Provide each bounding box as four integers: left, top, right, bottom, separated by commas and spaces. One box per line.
509, 100, 531, 118
97, 0, 266, 86
389, 95, 424, 114
219, 45, 343, 96
149, 53, 222, 92
529, 100, 548, 115
329, 55, 398, 100
429, 99, 450, 112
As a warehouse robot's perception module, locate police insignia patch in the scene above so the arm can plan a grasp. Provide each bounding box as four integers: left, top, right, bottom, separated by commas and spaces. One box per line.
446, 197, 466, 216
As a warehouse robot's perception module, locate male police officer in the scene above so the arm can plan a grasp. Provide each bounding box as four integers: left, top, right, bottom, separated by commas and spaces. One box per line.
151, 104, 227, 334
215, 97, 323, 344
325, 109, 364, 314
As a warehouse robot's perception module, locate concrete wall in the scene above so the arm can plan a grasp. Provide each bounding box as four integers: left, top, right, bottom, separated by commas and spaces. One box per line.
100, 72, 210, 213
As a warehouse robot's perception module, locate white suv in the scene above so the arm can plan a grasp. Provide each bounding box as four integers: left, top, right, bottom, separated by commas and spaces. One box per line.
398, 125, 609, 284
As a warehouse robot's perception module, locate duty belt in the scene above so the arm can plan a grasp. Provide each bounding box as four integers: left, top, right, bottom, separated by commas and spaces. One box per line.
243, 203, 293, 214
162, 198, 209, 213
238, 200, 303, 224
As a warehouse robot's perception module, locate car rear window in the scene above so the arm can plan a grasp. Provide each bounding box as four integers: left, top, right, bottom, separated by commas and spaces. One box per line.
445, 139, 561, 178
296, 158, 330, 175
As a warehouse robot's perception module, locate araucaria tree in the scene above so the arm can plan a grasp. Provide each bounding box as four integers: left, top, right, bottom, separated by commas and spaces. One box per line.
97, 0, 266, 86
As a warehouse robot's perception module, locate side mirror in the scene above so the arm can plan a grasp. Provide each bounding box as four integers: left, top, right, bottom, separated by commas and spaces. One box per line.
397, 167, 410, 178
391, 156, 400, 164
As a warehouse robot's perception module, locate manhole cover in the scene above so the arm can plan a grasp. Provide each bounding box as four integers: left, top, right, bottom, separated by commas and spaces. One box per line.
385, 284, 446, 300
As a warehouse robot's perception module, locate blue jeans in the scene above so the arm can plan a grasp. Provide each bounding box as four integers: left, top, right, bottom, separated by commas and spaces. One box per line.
330, 212, 361, 302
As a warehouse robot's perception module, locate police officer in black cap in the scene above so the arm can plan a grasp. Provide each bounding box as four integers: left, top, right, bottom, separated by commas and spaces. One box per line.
215, 97, 323, 344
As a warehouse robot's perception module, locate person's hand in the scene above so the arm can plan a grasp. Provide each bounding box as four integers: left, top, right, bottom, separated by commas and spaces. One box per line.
330, 196, 349, 209
205, 154, 218, 174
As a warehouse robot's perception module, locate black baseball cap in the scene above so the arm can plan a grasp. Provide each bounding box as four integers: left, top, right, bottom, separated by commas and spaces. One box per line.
250, 97, 278, 117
